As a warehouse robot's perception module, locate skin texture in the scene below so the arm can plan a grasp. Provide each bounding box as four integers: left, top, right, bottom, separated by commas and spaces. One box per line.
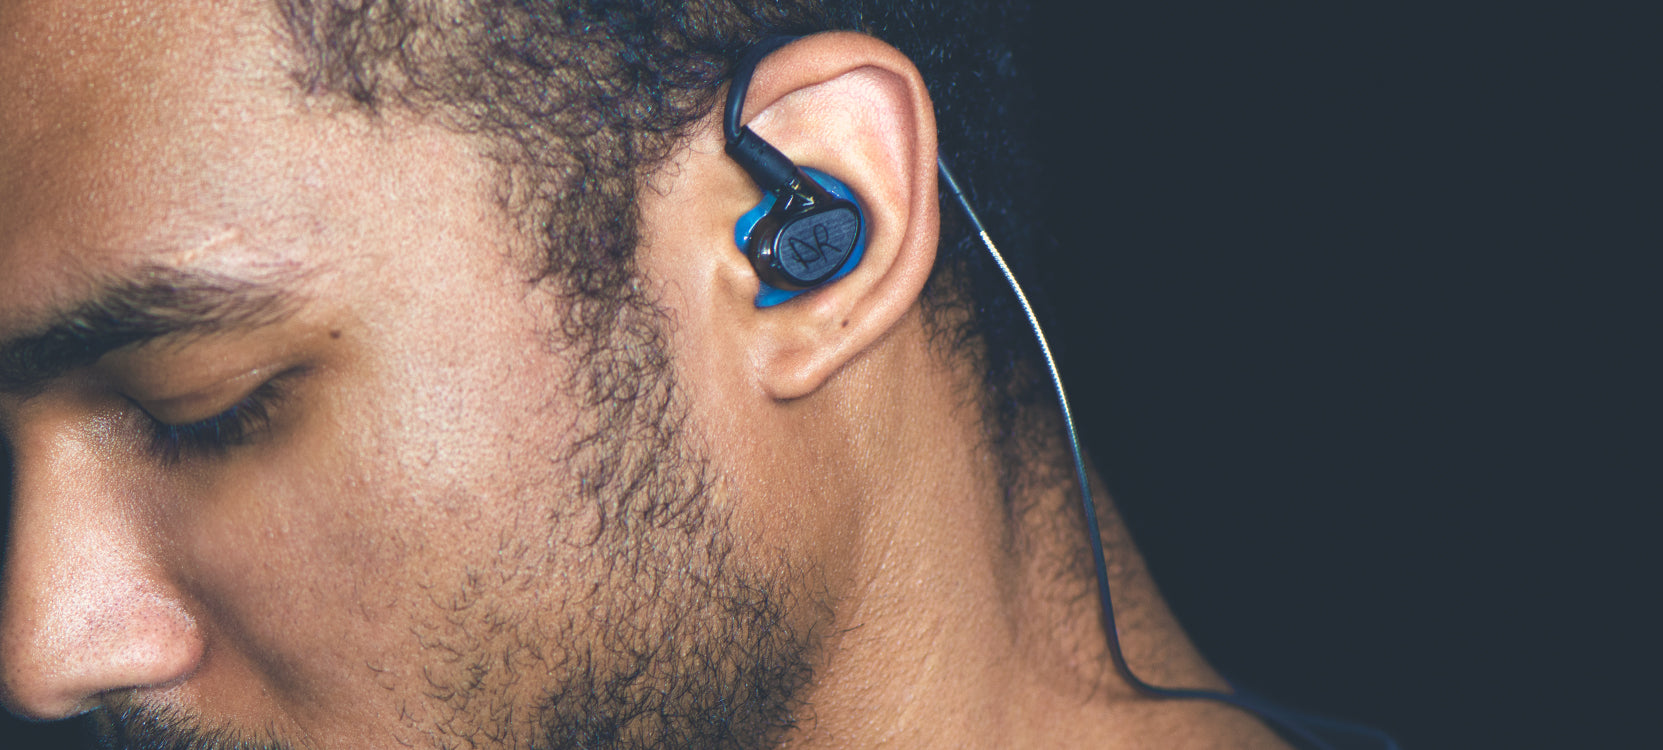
0, 1, 1291, 748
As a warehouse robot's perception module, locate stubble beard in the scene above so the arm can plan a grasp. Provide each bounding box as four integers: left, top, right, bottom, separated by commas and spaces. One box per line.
89, 299, 819, 750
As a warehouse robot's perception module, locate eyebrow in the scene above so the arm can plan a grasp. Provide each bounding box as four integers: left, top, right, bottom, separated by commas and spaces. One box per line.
0, 265, 300, 395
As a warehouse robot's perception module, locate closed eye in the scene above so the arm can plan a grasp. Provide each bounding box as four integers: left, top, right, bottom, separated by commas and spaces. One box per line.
131, 378, 289, 463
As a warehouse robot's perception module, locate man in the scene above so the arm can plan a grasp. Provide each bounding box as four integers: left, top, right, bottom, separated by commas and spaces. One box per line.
0, 0, 1294, 747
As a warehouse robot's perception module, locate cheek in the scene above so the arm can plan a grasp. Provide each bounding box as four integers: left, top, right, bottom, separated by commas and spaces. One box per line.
173, 440, 451, 711
168, 340, 586, 721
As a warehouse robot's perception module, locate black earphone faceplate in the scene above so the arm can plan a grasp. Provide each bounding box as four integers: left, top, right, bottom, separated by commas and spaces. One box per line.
746, 172, 863, 290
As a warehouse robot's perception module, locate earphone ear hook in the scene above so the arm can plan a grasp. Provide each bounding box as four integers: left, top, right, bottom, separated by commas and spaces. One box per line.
724, 36, 802, 192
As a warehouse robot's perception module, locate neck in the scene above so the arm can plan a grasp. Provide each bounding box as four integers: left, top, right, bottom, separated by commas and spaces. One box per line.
782, 315, 1291, 748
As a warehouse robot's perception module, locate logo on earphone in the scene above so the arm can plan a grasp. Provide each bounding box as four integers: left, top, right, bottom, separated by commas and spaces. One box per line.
788, 223, 839, 265
778, 208, 858, 279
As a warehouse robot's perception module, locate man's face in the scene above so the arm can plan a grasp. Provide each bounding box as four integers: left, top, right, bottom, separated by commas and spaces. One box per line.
0, 2, 815, 747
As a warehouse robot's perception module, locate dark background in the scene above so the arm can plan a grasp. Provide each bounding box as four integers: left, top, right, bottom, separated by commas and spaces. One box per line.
3, 3, 1651, 749
1024, 3, 1651, 749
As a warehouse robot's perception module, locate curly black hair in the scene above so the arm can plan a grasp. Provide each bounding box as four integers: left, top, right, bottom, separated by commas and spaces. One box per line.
276, 0, 1059, 504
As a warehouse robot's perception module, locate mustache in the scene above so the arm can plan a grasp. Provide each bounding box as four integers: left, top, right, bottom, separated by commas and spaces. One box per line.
86, 699, 298, 750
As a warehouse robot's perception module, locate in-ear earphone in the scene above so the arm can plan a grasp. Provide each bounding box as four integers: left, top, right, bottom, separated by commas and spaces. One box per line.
725, 35, 866, 307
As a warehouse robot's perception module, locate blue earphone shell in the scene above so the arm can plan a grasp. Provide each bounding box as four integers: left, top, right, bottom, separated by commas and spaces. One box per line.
733, 167, 868, 307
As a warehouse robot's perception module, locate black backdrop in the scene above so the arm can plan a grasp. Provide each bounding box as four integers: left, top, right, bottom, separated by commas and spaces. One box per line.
2, 3, 1650, 749
1023, 4, 1650, 749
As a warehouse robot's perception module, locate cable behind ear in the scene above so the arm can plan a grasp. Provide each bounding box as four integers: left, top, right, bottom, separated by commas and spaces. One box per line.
725, 35, 866, 307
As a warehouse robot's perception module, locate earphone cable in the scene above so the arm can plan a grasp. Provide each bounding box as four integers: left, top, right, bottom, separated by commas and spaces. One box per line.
936, 157, 1398, 750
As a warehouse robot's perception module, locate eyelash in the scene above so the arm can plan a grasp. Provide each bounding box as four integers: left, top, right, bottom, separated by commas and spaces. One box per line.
137, 381, 286, 462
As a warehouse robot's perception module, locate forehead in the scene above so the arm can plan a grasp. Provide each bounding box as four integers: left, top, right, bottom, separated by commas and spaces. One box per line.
0, 0, 321, 333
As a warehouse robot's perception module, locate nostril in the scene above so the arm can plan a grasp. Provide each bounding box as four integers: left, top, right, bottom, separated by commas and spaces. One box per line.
0, 417, 205, 723
1, 567, 203, 722
0, 668, 99, 722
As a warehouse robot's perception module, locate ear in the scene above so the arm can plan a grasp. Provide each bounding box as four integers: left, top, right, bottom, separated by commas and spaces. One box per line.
638, 32, 939, 401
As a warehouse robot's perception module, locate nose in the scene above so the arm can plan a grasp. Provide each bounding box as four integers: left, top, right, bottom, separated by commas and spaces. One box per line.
1, 426, 203, 721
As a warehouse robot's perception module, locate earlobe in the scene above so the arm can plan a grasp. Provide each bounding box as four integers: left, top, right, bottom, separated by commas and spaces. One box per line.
721, 33, 941, 400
